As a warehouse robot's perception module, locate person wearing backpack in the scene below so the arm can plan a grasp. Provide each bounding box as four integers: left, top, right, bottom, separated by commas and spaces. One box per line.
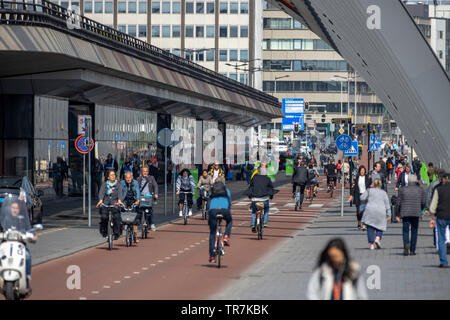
207, 176, 232, 263
136, 166, 159, 232
306, 163, 319, 198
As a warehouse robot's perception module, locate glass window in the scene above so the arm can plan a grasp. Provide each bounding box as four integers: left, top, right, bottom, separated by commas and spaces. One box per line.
151, 1, 160, 13
206, 49, 214, 61
239, 73, 248, 84
196, 1, 204, 13
229, 26, 238, 37
196, 26, 204, 37
219, 2, 227, 13
219, 49, 227, 61
128, 24, 136, 37
219, 25, 227, 37
94, 1, 102, 13
173, 49, 181, 56
229, 49, 238, 61
128, 1, 136, 13
151, 25, 160, 37
138, 1, 147, 13
118, 1, 126, 12
61, 1, 69, 8
138, 24, 147, 37
84, 1, 92, 12
118, 24, 126, 33
186, 51, 194, 61
206, 25, 214, 37
185, 25, 194, 37
105, 1, 113, 13
186, 1, 194, 13
229, 2, 238, 13
162, 25, 170, 37
172, 25, 180, 37
229, 73, 237, 80
206, 2, 214, 13
293, 60, 301, 71
172, 1, 180, 13
162, 2, 170, 13
240, 25, 248, 37
71, 1, 80, 8
196, 51, 204, 62
240, 49, 248, 61
240, 2, 248, 13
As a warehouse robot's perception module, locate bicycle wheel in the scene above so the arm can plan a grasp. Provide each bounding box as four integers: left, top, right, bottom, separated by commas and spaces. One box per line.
217, 240, 222, 269
310, 187, 314, 203
125, 227, 131, 247
257, 216, 262, 240
330, 186, 334, 198
183, 204, 188, 225
107, 215, 113, 250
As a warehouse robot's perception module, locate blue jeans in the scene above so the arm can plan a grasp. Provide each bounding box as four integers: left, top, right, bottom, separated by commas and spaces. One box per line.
208, 209, 232, 258
26, 247, 31, 277
366, 225, 383, 244
436, 218, 450, 266
251, 200, 269, 227
402, 217, 419, 252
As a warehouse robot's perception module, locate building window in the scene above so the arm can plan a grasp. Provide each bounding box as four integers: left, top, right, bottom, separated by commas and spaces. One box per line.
173, 49, 181, 56
138, 25, 147, 37
229, 2, 238, 13
128, 25, 136, 37
196, 26, 204, 37
185, 25, 194, 37
229, 26, 238, 37
172, 25, 181, 37
186, 1, 194, 13
105, 1, 113, 13
162, 2, 170, 13
162, 25, 170, 37
84, 1, 92, 13
172, 1, 180, 13
72, 2, 80, 9
118, 24, 126, 33
186, 51, 194, 61
138, 1, 147, 13
219, 2, 227, 13
206, 25, 215, 37
128, 1, 136, 13
151, 25, 160, 37
219, 49, 227, 61
206, 2, 214, 13
219, 25, 227, 37
229, 49, 238, 61
61, 1, 69, 8
240, 25, 248, 37
239, 73, 248, 84
196, 51, 205, 62
229, 73, 237, 80
206, 49, 214, 61
240, 49, 248, 61
196, 1, 204, 13
240, 2, 248, 13
151, 1, 160, 13
93, 1, 102, 13
439, 30, 443, 39
118, 1, 126, 12
439, 50, 443, 59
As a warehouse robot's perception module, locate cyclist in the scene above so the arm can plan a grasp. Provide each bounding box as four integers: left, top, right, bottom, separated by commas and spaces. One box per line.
336, 160, 343, 183
120, 171, 140, 242
96, 170, 123, 240
325, 158, 338, 192
208, 176, 232, 263
136, 166, 158, 231
197, 169, 213, 210
244, 167, 279, 231
209, 161, 224, 183
306, 163, 319, 198
176, 168, 195, 217
292, 159, 309, 208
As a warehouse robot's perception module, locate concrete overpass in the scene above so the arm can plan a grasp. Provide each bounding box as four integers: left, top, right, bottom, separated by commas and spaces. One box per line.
269, 0, 450, 169
0, 0, 282, 127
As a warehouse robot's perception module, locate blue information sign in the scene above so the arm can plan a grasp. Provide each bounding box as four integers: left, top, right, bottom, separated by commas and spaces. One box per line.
336, 134, 352, 151
344, 141, 359, 156
369, 143, 378, 152
282, 115, 304, 131
370, 134, 378, 142
282, 98, 304, 116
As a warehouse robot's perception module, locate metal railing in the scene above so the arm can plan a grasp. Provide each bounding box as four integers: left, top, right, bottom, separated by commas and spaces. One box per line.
0, 0, 279, 107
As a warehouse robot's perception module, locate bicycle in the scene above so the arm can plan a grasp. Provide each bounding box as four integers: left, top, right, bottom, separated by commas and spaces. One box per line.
139, 194, 153, 239
199, 186, 209, 220
254, 201, 265, 240
306, 184, 314, 203
121, 204, 138, 247
179, 191, 192, 225
294, 187, 302, 211
327, 177, 336, 198
101, 203, 119, 250
214, 213, 225, 268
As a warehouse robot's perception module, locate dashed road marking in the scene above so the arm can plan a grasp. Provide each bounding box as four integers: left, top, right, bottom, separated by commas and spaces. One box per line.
150, 264, 156, 267
114, 281, 121, 284
165, 257, 171, 260
178, 250, 184, 253
172, 254, 177, 257
158, 260, 164, 263
124, 276, 131, 279
133, 272, 140, 274
103, 285, 111, 289
91, 291, 99, 294
195, 242, 201, 245
79, 297, 87, 300
142, 267, 148, 270
190, 245, 195, 247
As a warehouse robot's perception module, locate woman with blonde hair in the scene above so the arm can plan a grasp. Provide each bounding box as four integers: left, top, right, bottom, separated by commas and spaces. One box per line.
360, 179, 391, 250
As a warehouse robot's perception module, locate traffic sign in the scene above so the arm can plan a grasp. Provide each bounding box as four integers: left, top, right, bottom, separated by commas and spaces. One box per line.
282, 98, 304, 115
157, 128, 174, 147
78, 115, 92, 135
282, 115, 304, 131
370, 134, 378, 142
375, 139, 382, 146
336, 134, 352, 151
369, 143, 378, 152
339, 128, 344, 134
344, 141, 359, 156
75, 135, 94, 154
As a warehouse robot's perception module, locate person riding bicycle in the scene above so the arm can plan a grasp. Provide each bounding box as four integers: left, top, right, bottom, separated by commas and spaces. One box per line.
325, 158, 338, 191
292, 159, 309, 208
136, 166, 158, 232
209, 161, 224, 183
244, 167, 279, 231
197, 169, 213, 210
120, 171, 140, 242
307, 163, 320, 198
207, 176, 232, 263
176, 168, 196, 217
96, 170, 123, 240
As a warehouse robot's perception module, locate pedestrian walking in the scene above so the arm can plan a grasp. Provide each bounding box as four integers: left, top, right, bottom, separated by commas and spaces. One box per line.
348, 165, 372, 230
397, 175, 426, 256
360, 179, 391, 250
306, 238, 368, 300
91, 157, 104, 199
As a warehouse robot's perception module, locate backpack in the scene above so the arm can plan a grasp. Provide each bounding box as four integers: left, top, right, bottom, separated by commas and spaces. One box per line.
387, 162, 393, 170
210, 181, 228, 198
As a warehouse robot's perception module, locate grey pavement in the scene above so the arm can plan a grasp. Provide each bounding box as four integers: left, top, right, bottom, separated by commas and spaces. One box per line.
213, 183, 450, 300
30, 172, 292, 266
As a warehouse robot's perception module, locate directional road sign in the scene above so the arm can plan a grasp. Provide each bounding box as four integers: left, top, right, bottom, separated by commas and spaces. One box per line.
282, 115, 304, 131
282, 98, 304, 115
344, 141, 359, 156
336, 134, 352, 151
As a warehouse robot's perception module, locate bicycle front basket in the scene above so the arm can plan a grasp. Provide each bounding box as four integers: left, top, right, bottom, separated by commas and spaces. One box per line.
121, 211, 137, 224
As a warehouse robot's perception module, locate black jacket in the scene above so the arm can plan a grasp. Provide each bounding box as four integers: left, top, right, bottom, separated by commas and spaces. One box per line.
396, 171, 411, 188
352, 175, 372, 206
292, 166, 309, 185
244, 174, 279, 198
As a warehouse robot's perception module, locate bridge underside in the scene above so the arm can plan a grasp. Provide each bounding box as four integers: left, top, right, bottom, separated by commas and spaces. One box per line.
270, 0, 450, 168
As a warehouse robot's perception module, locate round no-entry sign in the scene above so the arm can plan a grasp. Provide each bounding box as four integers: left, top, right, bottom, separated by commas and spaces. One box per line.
75, 135, 94, 154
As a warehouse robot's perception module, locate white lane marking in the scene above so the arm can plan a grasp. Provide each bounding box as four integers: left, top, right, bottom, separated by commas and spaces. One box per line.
142, 267, 149, 270
190, 245, 195, 247
309, 204, 324, 208
91, 291, 99, 294
165, 257, 171, 260
234, 201, 251, 206
195, 242, 201, 245
150, 264, 156, 267
133, 271, 140, 274
124, 276, 131, 279
158, 260, 164, 263
178, 250, 184, 253
283, 203, 296, 207
114, 281, 121, 284
171, 253, 177, 257
79, 297, 87, 300
103, 285, 111, 289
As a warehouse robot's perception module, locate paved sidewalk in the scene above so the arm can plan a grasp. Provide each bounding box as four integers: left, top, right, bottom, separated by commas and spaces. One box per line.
213, 184, 450, 300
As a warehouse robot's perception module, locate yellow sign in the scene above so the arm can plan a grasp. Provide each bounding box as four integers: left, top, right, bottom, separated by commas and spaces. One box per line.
339, 128, 344, 134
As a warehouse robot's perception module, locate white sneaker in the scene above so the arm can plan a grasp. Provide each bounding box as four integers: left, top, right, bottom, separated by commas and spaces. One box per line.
179, 211, 183, 217
151, 224, 156, 231
188, 210, 192, 216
